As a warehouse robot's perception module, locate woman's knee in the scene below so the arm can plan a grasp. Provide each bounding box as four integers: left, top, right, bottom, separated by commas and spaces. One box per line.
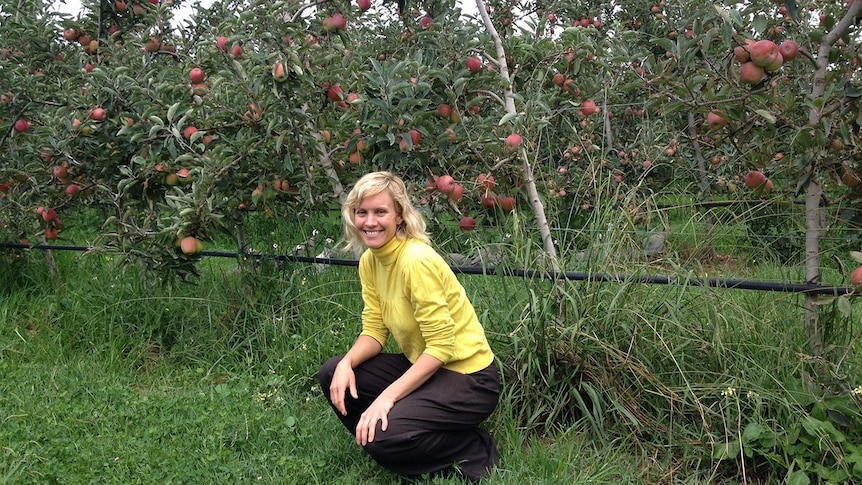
362, 429, 413, 464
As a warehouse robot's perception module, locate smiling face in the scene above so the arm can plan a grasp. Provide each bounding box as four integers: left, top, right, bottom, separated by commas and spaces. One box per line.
353, 190, 404, 249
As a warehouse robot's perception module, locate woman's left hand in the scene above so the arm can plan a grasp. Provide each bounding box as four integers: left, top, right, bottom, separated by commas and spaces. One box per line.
356, 397, 394, 446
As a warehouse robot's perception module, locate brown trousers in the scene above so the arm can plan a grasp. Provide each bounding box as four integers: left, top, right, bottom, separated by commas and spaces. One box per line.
319, 353, 501, 481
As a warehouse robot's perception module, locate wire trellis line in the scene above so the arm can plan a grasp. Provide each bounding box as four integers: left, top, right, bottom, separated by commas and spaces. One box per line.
0, 242, 852, 297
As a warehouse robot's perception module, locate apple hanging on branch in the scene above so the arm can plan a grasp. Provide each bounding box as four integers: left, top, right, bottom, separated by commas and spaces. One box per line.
504, 133, 522, 151
189, 67, 205, 84
179, 236, 204, 256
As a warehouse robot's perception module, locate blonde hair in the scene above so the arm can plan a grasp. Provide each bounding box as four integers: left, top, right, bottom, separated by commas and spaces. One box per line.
341, 171, 430, 253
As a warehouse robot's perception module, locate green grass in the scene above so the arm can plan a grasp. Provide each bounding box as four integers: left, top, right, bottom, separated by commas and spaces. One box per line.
1, 201, 861, 484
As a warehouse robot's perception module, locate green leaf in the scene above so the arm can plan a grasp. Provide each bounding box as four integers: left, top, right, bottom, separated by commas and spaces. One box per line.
786, 0, 798, 19
742, 422, 764, 443
845, 85, 862, 99
837, 295, 853, 317
754, 109, 776, 124
651, 38, 674, 54
712, 440, 740, 459
167, 102, 181, 122
498, 112, 519, 126
786, 470, 811, 485
752, 15, 769, 34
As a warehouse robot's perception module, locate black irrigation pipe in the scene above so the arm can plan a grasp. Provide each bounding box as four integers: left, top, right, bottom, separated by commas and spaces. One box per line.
1, 242, 852, 297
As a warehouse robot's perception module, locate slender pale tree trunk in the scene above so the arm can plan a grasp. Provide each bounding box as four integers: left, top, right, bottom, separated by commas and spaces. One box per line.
475, 0, 562, 276
804, 2, 862, 369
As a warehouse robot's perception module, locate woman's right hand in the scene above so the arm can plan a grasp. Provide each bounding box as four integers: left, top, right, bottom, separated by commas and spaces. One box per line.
330, 359, 359, 416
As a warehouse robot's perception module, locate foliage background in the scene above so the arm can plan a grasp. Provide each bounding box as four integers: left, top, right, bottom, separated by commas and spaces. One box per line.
2, 0, 862, 482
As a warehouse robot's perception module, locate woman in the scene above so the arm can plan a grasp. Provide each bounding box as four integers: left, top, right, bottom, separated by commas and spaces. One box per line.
319, 171, 501, 482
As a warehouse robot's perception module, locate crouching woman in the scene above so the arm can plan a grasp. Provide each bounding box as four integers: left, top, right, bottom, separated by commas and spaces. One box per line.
319, 171, 501, 482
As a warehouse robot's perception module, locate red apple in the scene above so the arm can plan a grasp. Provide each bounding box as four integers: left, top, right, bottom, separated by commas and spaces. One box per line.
706, 110, 727, 130
183, 126, 198, 140
45, 227, 59, 241
744, 170, 767, 189
145, 37, 161, 52
436, 175, 457, 193
408, 129, 421, 145
217, 36, 229, 51
749, 39, 780, 68
481, 193, 499, 209
53, 165, 69, 180
851, 266, 862, 287
272, 62, 287, 82
324, 13, 347, 31
580, 100, 598, 116
230, 43, 243, 58
89, 106, 107, 121
465, 56, 482, 72
419, 15, 433, 29
65, 183, 82, 196
477, 173, 495, 190
445, 127, 456, 143
733, 44, 750, 63
327, 85, 344, 102
778, 40, 799, 62
176, 167, 191, 181
357, 0, 371, 11
448, 183, 464, 201
180, 236, 203, 255
192, 83, 209, 96
189, 67, 205, 84
504, 133, 523, 150
459, 216, 476, 232
500, 195, 516, 212
437, 103, 452, 118
42, 207, 57, 223
332, 13, 348, 30
739, 62, 765, 85
13, 119, 30, 133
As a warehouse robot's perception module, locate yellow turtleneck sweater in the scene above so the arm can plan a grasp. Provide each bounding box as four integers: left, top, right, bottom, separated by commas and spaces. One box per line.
358, 236, 495, 375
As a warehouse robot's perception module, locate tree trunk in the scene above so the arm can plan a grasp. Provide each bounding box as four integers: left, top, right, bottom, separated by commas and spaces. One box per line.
475, 0, 562, 277
804, 1, 862, 370
687, 113, 714, 243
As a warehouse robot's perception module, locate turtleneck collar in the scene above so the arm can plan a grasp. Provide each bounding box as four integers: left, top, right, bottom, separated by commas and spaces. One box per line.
369, 236, 406, 266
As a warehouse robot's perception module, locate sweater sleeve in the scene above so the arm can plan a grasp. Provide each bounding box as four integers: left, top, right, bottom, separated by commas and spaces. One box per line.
401, 253, 456, 364
358, 252, 389, 347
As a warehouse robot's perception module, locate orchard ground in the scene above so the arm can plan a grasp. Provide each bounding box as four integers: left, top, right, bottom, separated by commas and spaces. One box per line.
2, 201, 861, 483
